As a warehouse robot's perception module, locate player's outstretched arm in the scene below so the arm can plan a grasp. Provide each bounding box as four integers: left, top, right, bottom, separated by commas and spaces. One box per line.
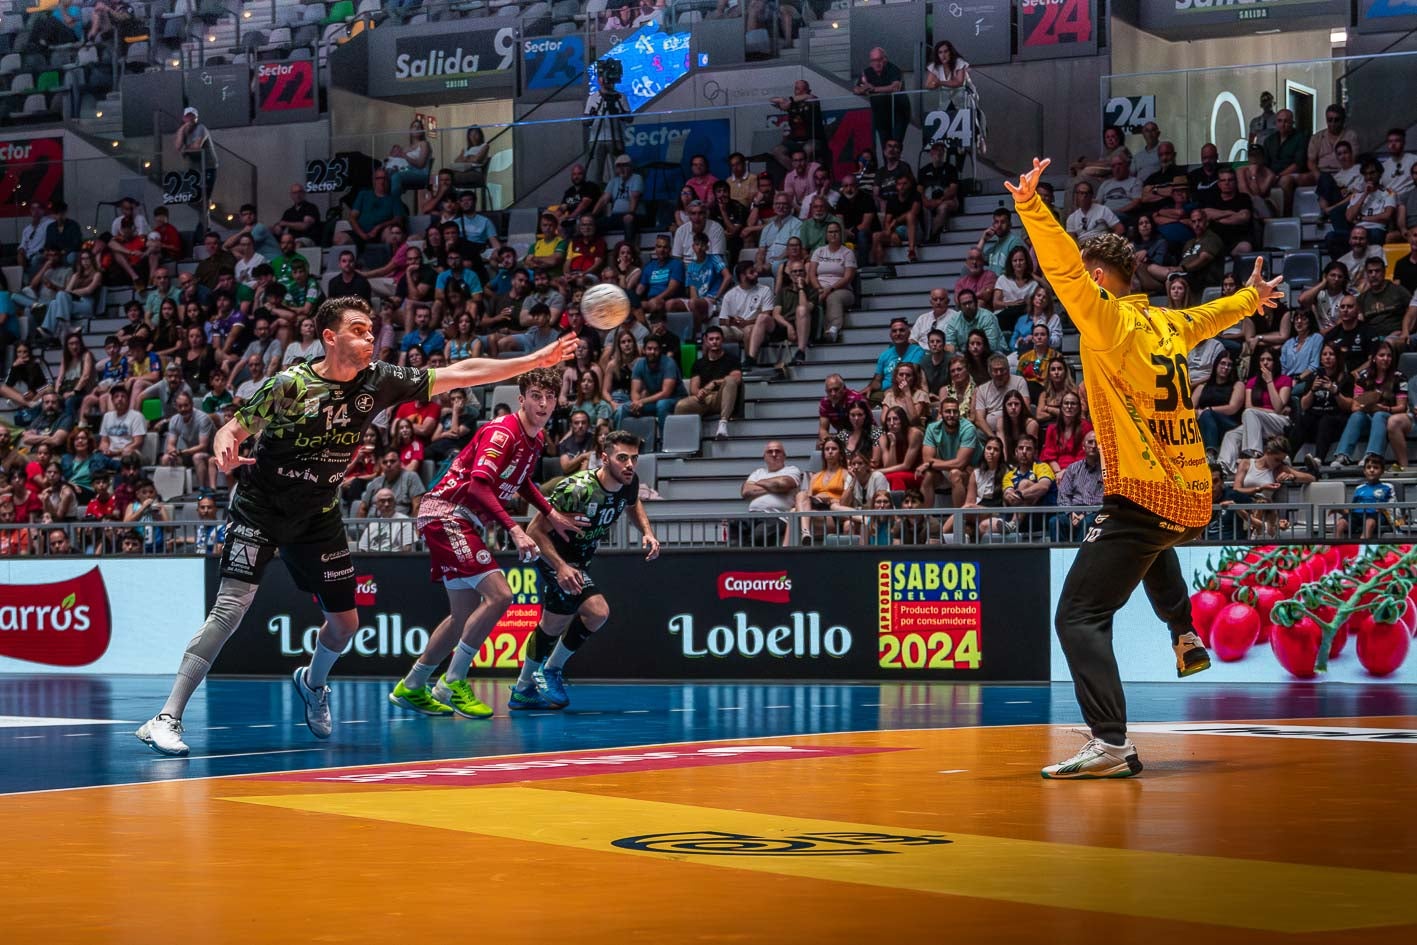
1175, 257, 1282, 350
429, 336, 577, 396
212, 418, 255, 473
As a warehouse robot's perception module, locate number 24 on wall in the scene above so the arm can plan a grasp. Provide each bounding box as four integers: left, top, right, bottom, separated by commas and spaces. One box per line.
1021, 0, 1093, 47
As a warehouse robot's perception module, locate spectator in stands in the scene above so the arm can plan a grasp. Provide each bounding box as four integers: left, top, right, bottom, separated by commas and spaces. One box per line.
143, 267, 179, 323
343, 167, 404, 249
741, 173, 778, 249
1395, 229, 1417, 293
0, 496, 30, 555
230, 234, 267, 289
910, 288, 954, 350
570, 370, 614, 434
1337, 226, 1386, 288
37, 249, 102, 340
1308, 104, 1359, 180
329, 250, 373, 303
1202, 167, 1255, 256
398, 304, 445, 366
1002, 433, 1055, 525
1297, 342, 1353, 469
122, 336, 161, 402
672, 201, 728, 264
1097, 155, 1143, 229
954, 251, 997, 311
1065, 180, 1123, 241
973, 353, 1030, 437
193, 234, 233, 292
675, 230, 731, 340
1358, 256, 1413, 345
1380, 128, 1417, 199
98, 386, 146, 463
1016, 324, 1062, 401
16, 201, 49, 278
1280, 308, 1323, 392
1138, 142, 1182, 215
526, 213, 568, 281
918, 140, 961, 243
554, 410, 597, 478
160, 391, 213, 491
1070, 126, 1129, 184
272, 183, 320, 244
1193, 348, 1243, 459
143, 360, 193, 426
834, 174, 877, 268
357, 489, 417, 552
1300, 260, 1352, 333
992, 246, 1039, 331
235, 351, 277, 405
223, 205, 275, 260
1182, 144, 1221, 202
925, 37, 972, 105
1010, 285, 1062, 358
552, 164, 600, 234
1034, 357, 1075, 428
874, 139, 913, 206
281, 315, 323, 368
614, 334, 683, 431
878, 405, 923, 492
707, 180, 748, 264
717, 261, 775, 345
186, 494, 226, 557
781, 149, 820, 215
841, 448, 891, 525
1217, 346, 1292, 470
795, 437, 851, 543
633, 234, 683, 323
1129, 122, 1163, 182
917, 395, 977, 508
268, 233, 304, 291
740, 440, 804, 547
600, 328, 640, 410
0, 342, 45, 412
755, 192, 803, 274
724, 152, 756, 207
871, 170, 923, 265
769, 81, 827, 169
1345, 159, 1397, 246
817, 373, 865, 446
864, 318, 926, 404
1049, 429, 1101, 541
565, 215, 608, 292
977, 207, 1024, 275
854, 46, 908, 151
1175, 211, 1227, 289
995, 388, 1039, 462
1397, 167, 1417, 246
1336, 454, 1398, 539
1331, 340, 1411, 470
1232, 437, 1313, 538
1247, 91, 1277, 149
675, 325, 742, 440
685, 154, 719, 206
1241, 285, 1292, 360
1325, 292, 1377, 374
1262, 109, 1311, 215
944, 288, 1005, 355
389, 416, 425, 472
242, 317, 286, 380
358, 450, 425, 518
593, 155, 645, 247
1041, 387, 1090, 468
797, 166, 840, 223
880, 361, 930, 430
174, 107, 218, 202
43, 200, 81, 264
499, 301, 560, 356
20, 390, 71, 454
797, 196, 838, 254
750, 250, 814, 367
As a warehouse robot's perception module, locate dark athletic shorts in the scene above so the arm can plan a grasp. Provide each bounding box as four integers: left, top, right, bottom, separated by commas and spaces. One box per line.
534, 558, 603, 616
219, 486, 357, 613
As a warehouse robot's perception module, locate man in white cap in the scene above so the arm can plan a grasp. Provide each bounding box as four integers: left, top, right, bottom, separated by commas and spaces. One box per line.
175, 106, 219, 204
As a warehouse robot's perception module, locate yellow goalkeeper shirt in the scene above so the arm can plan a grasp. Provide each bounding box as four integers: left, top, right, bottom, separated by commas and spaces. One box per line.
1015, 194, 1260, 527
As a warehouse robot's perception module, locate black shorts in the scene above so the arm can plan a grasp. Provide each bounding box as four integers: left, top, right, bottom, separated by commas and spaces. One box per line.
535, 559, 604, 616
220, 487, 357, 613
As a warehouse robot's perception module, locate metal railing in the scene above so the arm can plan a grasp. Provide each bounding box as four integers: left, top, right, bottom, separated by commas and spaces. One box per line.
8, 503, 1410, 557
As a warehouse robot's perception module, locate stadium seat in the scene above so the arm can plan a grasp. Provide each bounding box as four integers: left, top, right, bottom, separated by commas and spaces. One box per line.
152, 466, 190, 502
323, 0, 356, 24
17, 93, 48, 118
618, 416, 658, 453
1397, 352, 1417, 381
488, 384, 521, 417
666, 310, 694, 344
1293, 188, 1321, 224
1280, 251, 1321, 291
1262, 218, 1302, 252
636, 452, 657, 490
1200, 286, 1222, 303
660, 414, 701, 455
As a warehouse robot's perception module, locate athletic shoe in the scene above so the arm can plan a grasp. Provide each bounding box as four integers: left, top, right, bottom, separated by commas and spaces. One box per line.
1303, 453, 1321, 475
433, 675, 494, 719
135, 713, 188, 756
1330, 454, 1351, 469
508, 684, 555, 711
292, 667, 333, 739
388, 680, 454, 716
715, 419, 729, 440
1173, 631, 1211, 678
1042, 731, 1143, 780
537, 666, 570, 708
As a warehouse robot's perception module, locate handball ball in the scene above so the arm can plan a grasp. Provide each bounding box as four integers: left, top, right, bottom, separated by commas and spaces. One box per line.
581, 283, 631, 331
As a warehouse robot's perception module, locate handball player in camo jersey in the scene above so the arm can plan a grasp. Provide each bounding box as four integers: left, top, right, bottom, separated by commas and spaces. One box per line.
136, 297, 575, 757
512, 429, 660, 710
389, 367, 582, 719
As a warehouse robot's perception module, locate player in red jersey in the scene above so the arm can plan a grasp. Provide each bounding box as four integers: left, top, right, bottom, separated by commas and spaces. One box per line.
389, 367, 580, 718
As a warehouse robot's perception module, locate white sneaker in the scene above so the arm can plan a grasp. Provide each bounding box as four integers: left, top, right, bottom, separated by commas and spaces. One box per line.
824, 326, 839, 343
1041, 729, 1142, 779
715, 419, 729, 440
292, 667, 333, 739
135, 713, 189, 756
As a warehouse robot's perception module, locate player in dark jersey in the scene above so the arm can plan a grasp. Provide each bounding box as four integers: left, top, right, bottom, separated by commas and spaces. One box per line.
512, 429, 658, 709
136, 297, 576, 756
389, 367, 582, 719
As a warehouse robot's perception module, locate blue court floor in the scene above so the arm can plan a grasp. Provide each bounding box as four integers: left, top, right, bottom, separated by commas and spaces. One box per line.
3, 675, 1416, 794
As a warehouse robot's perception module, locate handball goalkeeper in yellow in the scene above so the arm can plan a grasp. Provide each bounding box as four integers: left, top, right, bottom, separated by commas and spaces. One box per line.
1008, 157, 1284, 779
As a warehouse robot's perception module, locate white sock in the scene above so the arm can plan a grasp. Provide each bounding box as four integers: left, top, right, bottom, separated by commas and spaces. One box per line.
403, 661, 437, 690
160, 652, 212, 719
304, 641, 341, 688
445, 641, 478, 682
545, 641, 574, 672
515, 656, 543, 690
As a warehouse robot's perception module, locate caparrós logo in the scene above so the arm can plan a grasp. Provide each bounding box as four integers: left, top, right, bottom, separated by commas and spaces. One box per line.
355, 575, 378, 607
717, 571, 792, 604
0, 567, 112, 666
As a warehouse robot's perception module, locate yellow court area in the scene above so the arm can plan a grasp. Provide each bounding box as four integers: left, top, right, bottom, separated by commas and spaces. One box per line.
4, 720, 1417, 944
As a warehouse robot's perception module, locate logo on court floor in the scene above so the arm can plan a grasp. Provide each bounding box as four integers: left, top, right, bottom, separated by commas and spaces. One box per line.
612, 831, 949, 856
0, 567, 111, 667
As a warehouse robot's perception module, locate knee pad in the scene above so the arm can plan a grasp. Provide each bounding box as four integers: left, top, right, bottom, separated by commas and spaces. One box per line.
182, 578, 259, 663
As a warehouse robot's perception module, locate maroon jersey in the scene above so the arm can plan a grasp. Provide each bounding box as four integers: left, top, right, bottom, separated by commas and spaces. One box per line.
418, 412, 546, 525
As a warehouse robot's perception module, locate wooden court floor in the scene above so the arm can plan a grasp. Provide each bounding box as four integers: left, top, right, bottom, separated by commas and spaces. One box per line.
1, 679, 1415, 944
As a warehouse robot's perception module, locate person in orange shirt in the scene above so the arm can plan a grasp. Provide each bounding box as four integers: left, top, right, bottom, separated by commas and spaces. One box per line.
1009, 157, 1283, 780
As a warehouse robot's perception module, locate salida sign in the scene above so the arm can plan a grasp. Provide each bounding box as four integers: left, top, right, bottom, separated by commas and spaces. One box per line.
0, 567, 111, 666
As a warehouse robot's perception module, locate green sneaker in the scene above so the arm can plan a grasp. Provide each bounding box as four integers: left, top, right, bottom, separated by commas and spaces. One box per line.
433, 675, 494, 719
388, 679, 453, 716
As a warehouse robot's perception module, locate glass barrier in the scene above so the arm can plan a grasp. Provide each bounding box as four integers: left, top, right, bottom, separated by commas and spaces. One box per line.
1101, 49, 1417, 167
320, 85, 1002, 217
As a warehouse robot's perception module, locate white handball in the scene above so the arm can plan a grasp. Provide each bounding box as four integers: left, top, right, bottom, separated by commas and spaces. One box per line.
581, 283, 631, 331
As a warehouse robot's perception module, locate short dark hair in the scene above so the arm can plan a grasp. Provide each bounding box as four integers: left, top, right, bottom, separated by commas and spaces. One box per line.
1015, 432, 1038, 450
518, 367, 561, 395
316, 295, 373, 337
602, 429, 643, 454
1079, 232, 1138, 283
528, 302, 551, 319
240, 203, 257, 214
702, 324, 724, 340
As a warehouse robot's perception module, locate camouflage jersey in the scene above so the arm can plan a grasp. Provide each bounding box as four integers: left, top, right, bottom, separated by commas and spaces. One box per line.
544, 469, 640, 567
234, 360, 432, 510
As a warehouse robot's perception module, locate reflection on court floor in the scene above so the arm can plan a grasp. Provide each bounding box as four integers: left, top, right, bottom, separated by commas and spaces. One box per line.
2, 678, 1415, 944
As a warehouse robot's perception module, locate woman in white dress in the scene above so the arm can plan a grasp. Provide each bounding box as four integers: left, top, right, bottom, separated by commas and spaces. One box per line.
925, 39, 972, 109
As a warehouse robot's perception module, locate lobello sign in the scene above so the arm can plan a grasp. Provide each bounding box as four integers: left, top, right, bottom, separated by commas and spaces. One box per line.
667, 571, 853, 660
267, 574, 430, 658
